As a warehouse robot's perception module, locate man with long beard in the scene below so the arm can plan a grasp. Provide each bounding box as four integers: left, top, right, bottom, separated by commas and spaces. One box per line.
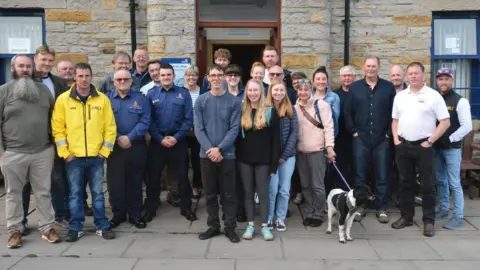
0, 55, 61, 249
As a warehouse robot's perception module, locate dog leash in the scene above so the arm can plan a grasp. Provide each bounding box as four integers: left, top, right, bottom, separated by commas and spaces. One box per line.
325, 155, 352, 191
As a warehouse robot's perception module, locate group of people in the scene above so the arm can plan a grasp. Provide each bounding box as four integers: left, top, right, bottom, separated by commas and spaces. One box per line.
0, 44, 472, 249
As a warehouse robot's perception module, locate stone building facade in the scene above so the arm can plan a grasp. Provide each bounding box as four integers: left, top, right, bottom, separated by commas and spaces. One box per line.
1, 0, 479, 88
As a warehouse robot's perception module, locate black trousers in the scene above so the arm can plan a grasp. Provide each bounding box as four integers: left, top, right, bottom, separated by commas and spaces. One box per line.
201, 158, 237, 229
237, 162, 270, 224
186, 136, 202, 189
107, 142, 146, 219
395, 140, 436, 224
325, 135, 354, 194
146, 140, 192, 213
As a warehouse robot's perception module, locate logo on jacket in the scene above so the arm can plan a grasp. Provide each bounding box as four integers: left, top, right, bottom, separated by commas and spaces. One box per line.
177, 93, 184, 99
131, 101, 141, 109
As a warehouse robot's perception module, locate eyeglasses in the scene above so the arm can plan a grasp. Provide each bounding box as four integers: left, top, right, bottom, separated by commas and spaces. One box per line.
208, 74, 224, 78
270, 73, 283, 77
185, 74, 198, 78
115, 78, 131, 82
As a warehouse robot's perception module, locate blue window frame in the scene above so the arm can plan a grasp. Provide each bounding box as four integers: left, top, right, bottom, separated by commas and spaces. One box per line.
432, 12, 480, 119
0, 9, 45, 85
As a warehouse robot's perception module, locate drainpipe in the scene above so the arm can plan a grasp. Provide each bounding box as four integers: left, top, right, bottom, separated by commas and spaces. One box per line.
343, 0, 351, 65
129, 0, 137, 57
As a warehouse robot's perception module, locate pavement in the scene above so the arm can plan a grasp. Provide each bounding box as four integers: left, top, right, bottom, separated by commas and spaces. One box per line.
1, 186, 480, 270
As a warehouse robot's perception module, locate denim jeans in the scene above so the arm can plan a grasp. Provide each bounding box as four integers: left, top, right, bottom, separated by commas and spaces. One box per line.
353, 137, 390, 210
434, 148, 464, 218
66, 157, 109, 231
268, 156, 296, 221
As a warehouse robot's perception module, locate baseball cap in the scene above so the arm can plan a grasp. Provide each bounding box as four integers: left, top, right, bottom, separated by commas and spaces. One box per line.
436, 68, 454, 79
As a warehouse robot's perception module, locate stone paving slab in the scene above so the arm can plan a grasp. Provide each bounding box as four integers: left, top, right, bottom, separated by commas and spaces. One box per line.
368, 240, 441, 260
413, 261, 480, 270
0, 234, 70, 257
122, 234, 208, 259
425, 239, 480, 260
236, 260, 323, 270
0, 256, 22, 269
133, 258, 235, 270
206, 235, 283, 260
282, 237, 379, 260
62, 233, 135, 258
9, 257, 137, 270
325, 260, 416, 270
465, 216, 480, 229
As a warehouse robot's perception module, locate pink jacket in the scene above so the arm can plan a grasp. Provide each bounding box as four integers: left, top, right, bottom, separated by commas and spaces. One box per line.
294, 97, 335, 153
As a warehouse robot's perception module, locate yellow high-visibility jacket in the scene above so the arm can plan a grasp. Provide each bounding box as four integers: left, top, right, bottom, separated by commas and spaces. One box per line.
52, 83, 117, 159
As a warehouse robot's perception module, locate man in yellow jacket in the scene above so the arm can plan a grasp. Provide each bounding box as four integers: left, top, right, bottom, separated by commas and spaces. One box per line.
52, 63, 117, 242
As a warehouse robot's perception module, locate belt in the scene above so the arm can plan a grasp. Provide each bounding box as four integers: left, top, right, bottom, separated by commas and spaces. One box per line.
399, 137, 428, 145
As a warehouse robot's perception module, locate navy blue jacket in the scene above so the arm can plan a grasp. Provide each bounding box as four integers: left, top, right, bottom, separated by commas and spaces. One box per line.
344, 77, 396, 147
279, 108, 298, 160
264, 86, 297, 106
107, 89, 151, 142
147, 85, 193, 143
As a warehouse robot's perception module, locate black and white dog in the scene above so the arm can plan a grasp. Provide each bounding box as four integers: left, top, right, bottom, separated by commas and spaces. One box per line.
326, 185, 374, 243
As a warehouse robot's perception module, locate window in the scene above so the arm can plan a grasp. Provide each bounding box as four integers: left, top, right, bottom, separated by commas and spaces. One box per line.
0, 9, 45, 85
432, 12, 480, 119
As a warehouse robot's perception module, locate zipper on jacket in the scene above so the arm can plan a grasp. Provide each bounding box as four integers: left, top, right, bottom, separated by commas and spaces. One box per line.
82, 103, 88, 157
88, 104, 91, 120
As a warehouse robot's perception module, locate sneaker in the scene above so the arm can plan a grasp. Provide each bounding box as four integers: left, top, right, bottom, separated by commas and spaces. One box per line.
42, 228, 61, 243
293, 193, 303, 205
224, 227, 240, 243
242, 225, 255, 240
96, 228, 115, 240
254, 193, 259, 204
7, 231, 22, 249
22, 220, 29, 236
354, 207, 366, 222
276, 219, 286, 232
267, 220, 274, 229
65, 230, 84, 242
435, 210, 449, 221
376, 210, 389, 224
55, 219, 69, 229
443, 216, 464, 230
261, 226, 274, 241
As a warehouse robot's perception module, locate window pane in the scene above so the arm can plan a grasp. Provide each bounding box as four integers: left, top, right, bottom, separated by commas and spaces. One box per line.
433, 59, 472, 99
434, 19, 477, 55
0, 16, 43, 54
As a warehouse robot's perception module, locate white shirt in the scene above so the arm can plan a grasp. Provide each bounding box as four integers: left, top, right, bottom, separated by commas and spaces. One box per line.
42, 76, 55, 98
263, 69, 270, 85
392, 85, 449, 141
140, 81, 159, 96
449, 97, 472, 142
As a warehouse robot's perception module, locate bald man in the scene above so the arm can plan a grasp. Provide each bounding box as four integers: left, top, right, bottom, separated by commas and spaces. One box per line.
389, 65, 407, 93
131, 49, 152, 87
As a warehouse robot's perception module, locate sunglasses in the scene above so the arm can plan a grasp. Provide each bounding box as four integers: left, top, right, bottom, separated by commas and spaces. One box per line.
437, 68, 453, 76
115, 78, 131, 82
270, 72, 283, 77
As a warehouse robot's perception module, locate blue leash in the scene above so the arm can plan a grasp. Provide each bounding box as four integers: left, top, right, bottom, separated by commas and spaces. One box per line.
326, 155, 352, 191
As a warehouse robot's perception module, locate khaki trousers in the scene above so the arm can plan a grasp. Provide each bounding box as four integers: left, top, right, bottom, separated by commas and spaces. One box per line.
1, 146, 55, 233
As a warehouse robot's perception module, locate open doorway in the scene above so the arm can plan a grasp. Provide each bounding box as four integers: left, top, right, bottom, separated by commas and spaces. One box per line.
210, 43, 267, 86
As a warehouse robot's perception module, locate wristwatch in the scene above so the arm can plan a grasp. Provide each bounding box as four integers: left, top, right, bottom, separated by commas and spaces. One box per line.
427, 139, 433, 146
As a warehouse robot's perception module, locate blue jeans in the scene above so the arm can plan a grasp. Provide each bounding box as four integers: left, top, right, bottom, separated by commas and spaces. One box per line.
268, 157, 296, 221
434, 148, 464, 218
353, 137, 390, 210
66, 157, 109, 231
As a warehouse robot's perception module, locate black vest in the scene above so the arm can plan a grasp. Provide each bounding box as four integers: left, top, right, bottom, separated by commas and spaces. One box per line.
436, 90, 462, 149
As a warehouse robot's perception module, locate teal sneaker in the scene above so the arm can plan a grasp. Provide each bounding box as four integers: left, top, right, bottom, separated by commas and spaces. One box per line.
242, 225, 255, 240
435, 210, 449, 221
261, 226, 274, 241
443, 216, 464, 230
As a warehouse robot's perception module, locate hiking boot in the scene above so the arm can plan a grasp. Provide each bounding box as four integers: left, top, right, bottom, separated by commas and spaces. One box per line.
65, 230, 84, 242
376, 210, 389, 224
199, 228, 221, 240
261, 226, 274, 241
242, 225, 255, 240
354, 207, 366, 222
435, 210, 449, 221
7, 231, 22, 249
42, 228, 61, 243
96, 228, 115, 240
443, 216, 464, 230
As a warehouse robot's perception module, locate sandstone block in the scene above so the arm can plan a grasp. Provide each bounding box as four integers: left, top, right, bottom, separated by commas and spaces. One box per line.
389, 57, 431, 65
55, 53, 89, 65
165, 36, 195, 54
310, 11, 325, 24
65, 23, 101, 33
102, 0, 116, 9
283, 47, 314, 54
67, 0, 100, 9
147, 8, 167, 21
420, 0, 479, 11
373, 25, 407, 37
102, 48, 116, 54
282, 0, 327, 8
283, 55, 319, 68
282, 12, 310, 24
393, 16, 432, 26
282, 24, 329, 40
92, 10, 130, 22
2, 0, 66, 8
148, 21, 184, 36
148, 36, 166, 53
46, 10, 91, 22
46, 22, 65, 32
148, 0, 193, 6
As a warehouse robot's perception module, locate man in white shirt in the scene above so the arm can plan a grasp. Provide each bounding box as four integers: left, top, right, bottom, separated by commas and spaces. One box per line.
391, 62, 450, 237
140, 60, 161, 96
433, 67, 472, 230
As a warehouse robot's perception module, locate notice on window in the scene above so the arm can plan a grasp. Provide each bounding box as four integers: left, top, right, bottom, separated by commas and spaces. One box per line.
445, 36, 460, 54
160, 58, 192, 87
8, 38, 31, 54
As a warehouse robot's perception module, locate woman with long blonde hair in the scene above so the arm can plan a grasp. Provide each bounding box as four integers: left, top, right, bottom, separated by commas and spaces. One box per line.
236, 79, 281, 241
265, 80, 298, 231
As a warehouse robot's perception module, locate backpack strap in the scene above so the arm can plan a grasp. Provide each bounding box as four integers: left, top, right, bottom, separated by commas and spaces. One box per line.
313, 100, 324, 128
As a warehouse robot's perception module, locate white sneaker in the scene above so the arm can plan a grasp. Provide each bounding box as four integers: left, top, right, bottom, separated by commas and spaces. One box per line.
254, 193, 259, 204
276, 219, 287, 232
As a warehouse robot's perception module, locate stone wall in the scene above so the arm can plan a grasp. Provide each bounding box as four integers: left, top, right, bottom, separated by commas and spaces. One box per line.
329, 0, 479, 87
281, 0, 332, 79
3, 0, 148, 84
146, 0, 196, 64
